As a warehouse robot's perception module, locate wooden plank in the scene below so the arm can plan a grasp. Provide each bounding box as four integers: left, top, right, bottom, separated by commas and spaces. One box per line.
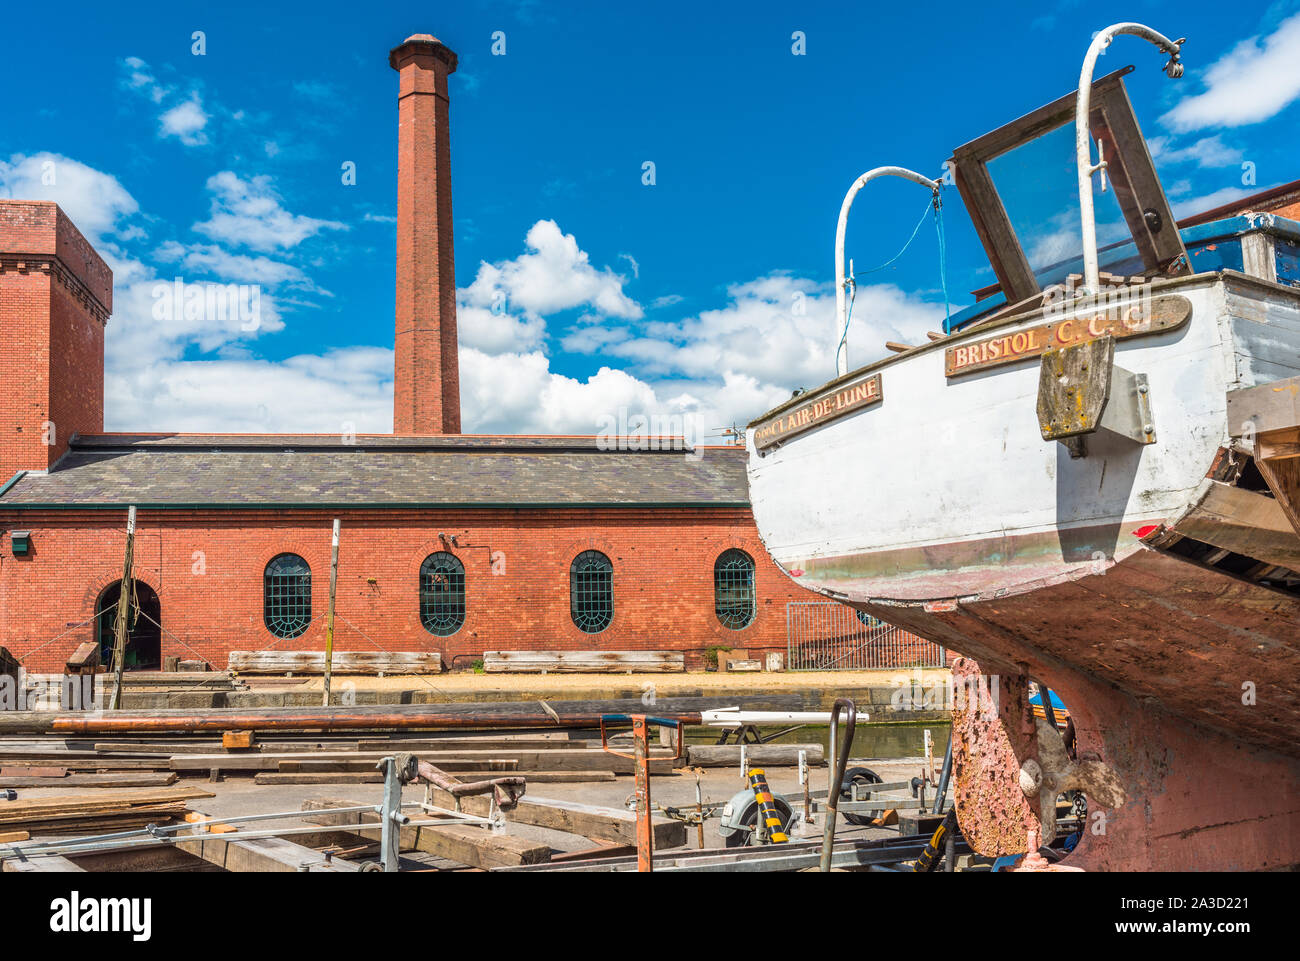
1175, 481, 1300, 571
1226, 375, 1300, 437
255, 770, 616, 786
278, 758, 516, 773
3, 854, 86, 873
222, 730, 255, 750
0, 766, 67, 777
255, 772, 384, 785
176, 834, 361, 872
66, 642, 101, 673
426, 787, 686, 848
483, 650, 685, 674
170, 749, 674, 774
0, 773, 179, 788
89, 740, 358, 754
0, 785, 213, 821
354, 735, 574, 751
1256, 454, 1300, 538
303, 798, 551, 868
228, 650, 442, 675
0, 830, 29, 843
686, 743, 826, 767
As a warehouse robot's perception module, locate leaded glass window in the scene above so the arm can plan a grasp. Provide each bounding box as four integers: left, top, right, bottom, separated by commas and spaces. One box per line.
714, 549, 755, 629
420, 552, 465, 636
570, 550, 613, 634
264, 553, 311, 639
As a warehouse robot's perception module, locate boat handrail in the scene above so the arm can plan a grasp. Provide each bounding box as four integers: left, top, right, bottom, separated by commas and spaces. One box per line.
1076, 22, 1185, 296
835, 167, 941, 376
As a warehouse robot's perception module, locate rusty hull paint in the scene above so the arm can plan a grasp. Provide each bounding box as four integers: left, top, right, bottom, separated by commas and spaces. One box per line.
950, 659, 1044, 856
856, 547, 1300, 870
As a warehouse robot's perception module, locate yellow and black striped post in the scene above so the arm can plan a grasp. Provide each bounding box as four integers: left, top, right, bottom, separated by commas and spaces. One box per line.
911, 809, 958, 872
747, 768, 789, 844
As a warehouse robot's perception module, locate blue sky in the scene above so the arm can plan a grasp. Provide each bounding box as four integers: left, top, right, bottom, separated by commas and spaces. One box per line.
2, 0, 1298, 436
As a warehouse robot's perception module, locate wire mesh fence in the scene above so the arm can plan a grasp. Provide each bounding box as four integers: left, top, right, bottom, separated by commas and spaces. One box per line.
786, 602, 946, 670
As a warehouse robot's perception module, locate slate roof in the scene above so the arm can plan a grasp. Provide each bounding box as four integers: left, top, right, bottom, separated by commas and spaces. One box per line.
0, 434, 750, 510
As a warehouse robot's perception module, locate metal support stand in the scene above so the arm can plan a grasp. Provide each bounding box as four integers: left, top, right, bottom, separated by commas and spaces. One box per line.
600, 713, 684, 874
377, 754, 415, 873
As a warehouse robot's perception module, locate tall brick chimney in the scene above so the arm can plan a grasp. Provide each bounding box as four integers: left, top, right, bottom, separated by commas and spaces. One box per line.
0, 201, 110, 478
390, 34, 460, 435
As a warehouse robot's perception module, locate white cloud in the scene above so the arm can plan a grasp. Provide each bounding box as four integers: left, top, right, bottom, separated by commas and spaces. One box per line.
573, 273, 943, 387
121, 56, 166, 103
106, 348, 393, 433
1170, 183, 1282, 219
459, 219, 642, 325
194, 171, 346, 252
1147, 134, 1244, 168
0, 152, 139, 244
155, 241, 308, 287
457, 304, 548, 354
159, 95, 209, 146
1161, 12, 1300, 131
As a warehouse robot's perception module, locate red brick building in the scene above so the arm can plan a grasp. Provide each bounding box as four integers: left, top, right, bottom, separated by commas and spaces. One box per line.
0, 34, 820, 675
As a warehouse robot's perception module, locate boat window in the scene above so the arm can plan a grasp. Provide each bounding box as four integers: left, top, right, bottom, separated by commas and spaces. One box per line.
950, 66, 1187, 306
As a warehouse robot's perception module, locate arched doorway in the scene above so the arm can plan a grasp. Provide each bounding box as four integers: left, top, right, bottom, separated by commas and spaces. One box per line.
96, 581, 162, 671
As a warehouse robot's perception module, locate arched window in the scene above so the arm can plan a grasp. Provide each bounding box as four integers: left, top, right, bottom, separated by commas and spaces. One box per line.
570, 550, 613, 634
420, 552, 465, 636
714, 549, 755, 629
264, 553, 311, 638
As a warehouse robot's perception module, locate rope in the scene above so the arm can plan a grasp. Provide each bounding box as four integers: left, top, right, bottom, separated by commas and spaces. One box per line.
837, 191, 943, 369
933, 191, 953, 330
16, 604, 116, 663
334, 613, 446, 697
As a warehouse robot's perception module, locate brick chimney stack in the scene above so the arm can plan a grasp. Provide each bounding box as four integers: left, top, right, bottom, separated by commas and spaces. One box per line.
390, 34, 460, 435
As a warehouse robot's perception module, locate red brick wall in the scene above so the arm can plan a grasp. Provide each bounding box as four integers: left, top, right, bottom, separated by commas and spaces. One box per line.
0, 266, 54, 475
0, 202, 109, 477
0, 506, 820, 672
391, 37, 460, 435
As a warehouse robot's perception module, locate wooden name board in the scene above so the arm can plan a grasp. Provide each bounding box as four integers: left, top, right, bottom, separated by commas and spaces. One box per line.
753, 373, 882, 452
944, 294, 1192, 378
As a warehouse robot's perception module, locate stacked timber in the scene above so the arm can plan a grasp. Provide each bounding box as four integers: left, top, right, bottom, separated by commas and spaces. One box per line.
0, 786, 214, 836
0, 729, 673, 784
227, 651, 442, 675
483, 650, 685, 673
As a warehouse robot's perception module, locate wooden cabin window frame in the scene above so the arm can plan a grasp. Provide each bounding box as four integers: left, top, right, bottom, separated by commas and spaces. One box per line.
949, 66, 1188, 307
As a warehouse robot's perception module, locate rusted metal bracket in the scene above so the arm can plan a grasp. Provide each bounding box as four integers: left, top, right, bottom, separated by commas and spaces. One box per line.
1037, 335, 1155, 457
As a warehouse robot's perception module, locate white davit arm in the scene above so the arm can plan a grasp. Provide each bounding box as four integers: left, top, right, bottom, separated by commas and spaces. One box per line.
698, 708, 870, 727
835, 167, 940, 376
1076, 22, 1184, 295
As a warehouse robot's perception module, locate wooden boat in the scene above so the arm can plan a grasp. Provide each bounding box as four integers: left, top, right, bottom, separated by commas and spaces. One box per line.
745, 32, 1300, 870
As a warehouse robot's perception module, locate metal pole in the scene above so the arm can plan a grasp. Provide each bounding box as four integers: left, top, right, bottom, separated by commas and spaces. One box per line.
835, 167, 941, 376
633, 716, 653, 872
932, 732, 953, 814
820, 697, 857, 872
695, 769, 705, 849
322, 518, 340, 707
1075, 22, 1184, 294
108, 506, 137, 711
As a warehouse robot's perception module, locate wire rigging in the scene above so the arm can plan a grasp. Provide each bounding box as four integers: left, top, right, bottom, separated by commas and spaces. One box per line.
838, 186, 955, 368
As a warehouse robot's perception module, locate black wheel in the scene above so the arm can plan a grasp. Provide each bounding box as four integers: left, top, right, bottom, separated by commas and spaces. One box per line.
840, 766, 882, 826
723, 797, 795, 847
